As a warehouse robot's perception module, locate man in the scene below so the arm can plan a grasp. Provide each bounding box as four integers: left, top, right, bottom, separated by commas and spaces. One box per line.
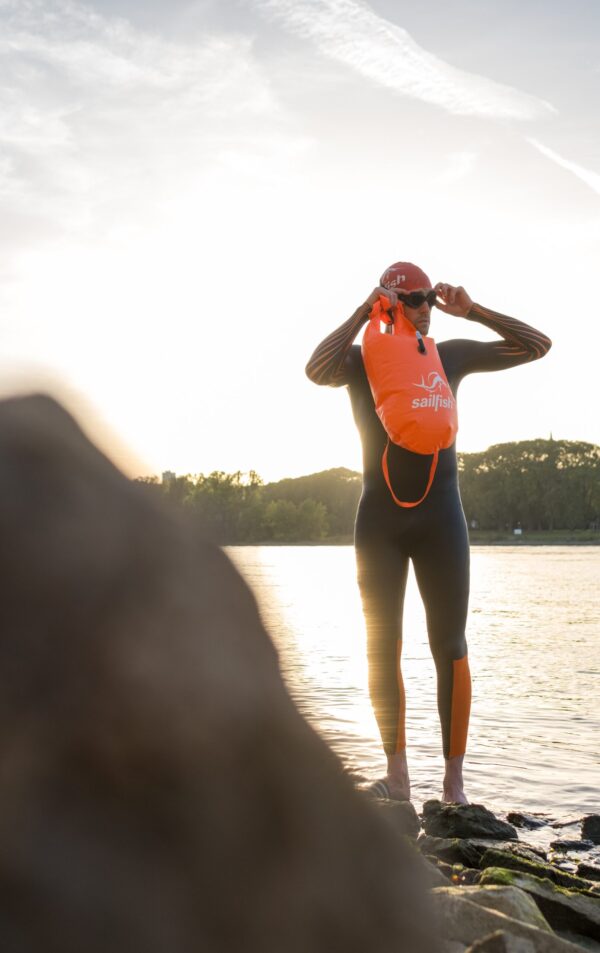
306, 262, 551, 804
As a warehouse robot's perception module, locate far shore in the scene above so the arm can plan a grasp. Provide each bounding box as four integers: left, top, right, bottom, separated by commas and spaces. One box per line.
468, 529, 600, 546
229, 530, 600, 547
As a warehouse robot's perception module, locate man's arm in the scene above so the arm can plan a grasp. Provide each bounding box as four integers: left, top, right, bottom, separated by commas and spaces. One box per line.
305, 287, 393, 386
462, 302, 552, 370
434, 283, 552, 374
467, 304, 552, 367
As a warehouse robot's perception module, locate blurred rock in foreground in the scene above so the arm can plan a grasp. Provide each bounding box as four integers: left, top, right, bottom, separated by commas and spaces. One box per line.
0, 394, 435, 953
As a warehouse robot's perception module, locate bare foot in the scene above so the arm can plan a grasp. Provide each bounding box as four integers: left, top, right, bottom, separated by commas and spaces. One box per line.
442, 755, 468, 804
386, 750, 411, 801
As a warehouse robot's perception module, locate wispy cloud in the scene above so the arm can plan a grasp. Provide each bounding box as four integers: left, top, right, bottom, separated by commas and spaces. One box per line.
527, 137, 600, 197
252, 0, 556, 121
0, 0, 303, 248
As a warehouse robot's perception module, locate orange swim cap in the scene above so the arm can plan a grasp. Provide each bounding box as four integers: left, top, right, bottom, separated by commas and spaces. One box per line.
380, 262, 431, 291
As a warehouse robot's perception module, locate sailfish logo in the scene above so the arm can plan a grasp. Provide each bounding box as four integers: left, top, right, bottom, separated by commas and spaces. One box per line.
414, 372, 447, 392
411, 372, 455, 411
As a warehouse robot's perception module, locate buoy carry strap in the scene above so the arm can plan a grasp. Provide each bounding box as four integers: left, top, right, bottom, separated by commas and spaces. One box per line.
381, 442, 439, 508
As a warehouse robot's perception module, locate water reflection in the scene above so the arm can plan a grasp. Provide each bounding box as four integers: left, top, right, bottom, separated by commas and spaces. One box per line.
230, 545, 600, 818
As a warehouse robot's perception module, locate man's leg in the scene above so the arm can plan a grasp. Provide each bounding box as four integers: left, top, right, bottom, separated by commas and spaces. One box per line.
412, 502, 471, 803
356, 541, 411, 800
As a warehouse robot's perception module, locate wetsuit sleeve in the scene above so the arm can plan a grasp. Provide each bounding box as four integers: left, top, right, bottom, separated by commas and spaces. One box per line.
450, 302, 552, 375
305, 302, 371, 387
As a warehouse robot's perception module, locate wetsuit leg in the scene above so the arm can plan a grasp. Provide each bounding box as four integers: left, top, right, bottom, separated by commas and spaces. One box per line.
355, 530, 409, 757
410, 496, 471, 759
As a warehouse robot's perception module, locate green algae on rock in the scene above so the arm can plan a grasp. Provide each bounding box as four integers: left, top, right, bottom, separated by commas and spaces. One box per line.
479, 868, 600, 940
479, 849, 595, 892
431, 889, 588, 953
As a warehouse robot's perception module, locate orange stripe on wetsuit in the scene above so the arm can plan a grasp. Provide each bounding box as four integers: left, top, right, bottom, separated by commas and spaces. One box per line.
395, 639, 406, 753
449, 655, 471, 759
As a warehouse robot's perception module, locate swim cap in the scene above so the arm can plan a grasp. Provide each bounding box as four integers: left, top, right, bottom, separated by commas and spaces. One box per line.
380, 262, 431, 291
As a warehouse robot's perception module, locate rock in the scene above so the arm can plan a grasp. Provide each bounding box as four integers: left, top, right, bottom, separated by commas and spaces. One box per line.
419, 834, 483, 868
507, 813, 548, 831
423, 801, 519, 841
437, 885, 553, 932
479, 868, 600, 940
480, 849, 594, 891
472, 841, 547, 864
442, 942, 469, 953
0, 395, 437, 953
556, 932, 600, 952
426, 855, 455, 881
582, 818, 600, 846
462, 868, 485, 885
374, 797, 421, 838
419, 835, 545, 868
431, 890, 587, 952
553, 860, 580, 874
465, 931, 536, 953
420, 856, 451, 888
578, 865, 600, 883
552, 840, 596, 852
428, 856, 480, 885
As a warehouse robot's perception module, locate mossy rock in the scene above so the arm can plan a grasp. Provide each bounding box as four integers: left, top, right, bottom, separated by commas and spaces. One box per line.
479, 868, 600, 940
578, 864, 600, 884
480, 849, 594, 892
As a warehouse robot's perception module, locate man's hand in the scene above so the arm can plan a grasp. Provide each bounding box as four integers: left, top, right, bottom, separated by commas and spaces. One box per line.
365, 286, 398, 309
434, 283, 473, 318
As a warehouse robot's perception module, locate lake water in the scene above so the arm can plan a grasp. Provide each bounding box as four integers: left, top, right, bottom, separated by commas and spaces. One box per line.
228, 546, 599, 826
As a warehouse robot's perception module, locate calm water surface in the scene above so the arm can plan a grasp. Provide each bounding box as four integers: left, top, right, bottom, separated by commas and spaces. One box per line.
229, 546, 599, 823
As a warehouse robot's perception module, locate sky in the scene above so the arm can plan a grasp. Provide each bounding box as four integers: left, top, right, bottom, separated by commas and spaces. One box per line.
1, 0, 599, 481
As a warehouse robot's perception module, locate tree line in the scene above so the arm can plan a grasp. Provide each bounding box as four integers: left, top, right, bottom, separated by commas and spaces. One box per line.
458, 439, 599, 533
136, 439, 599, 543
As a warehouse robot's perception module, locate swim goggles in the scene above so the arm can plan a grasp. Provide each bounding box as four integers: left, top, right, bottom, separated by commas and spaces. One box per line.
397, 289, 437, 309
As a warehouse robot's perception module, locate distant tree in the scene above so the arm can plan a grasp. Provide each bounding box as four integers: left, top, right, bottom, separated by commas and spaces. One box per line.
262, 499, 328, 542
186, 471, 258, 543
263, 468, 361, 537
163, 475, 195, 508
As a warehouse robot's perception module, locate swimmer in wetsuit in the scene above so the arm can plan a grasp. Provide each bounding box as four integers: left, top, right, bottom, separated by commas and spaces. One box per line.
305, 262, 552, 803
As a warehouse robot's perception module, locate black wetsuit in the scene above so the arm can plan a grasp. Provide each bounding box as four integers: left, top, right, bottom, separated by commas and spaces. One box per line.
306, 302, 551, 759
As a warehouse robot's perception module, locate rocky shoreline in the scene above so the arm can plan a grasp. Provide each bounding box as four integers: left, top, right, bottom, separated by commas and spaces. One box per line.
368, 797, 600, 952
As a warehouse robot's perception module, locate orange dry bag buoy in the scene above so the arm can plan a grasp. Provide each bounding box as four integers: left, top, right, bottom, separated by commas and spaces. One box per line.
361, 295, 458, 507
